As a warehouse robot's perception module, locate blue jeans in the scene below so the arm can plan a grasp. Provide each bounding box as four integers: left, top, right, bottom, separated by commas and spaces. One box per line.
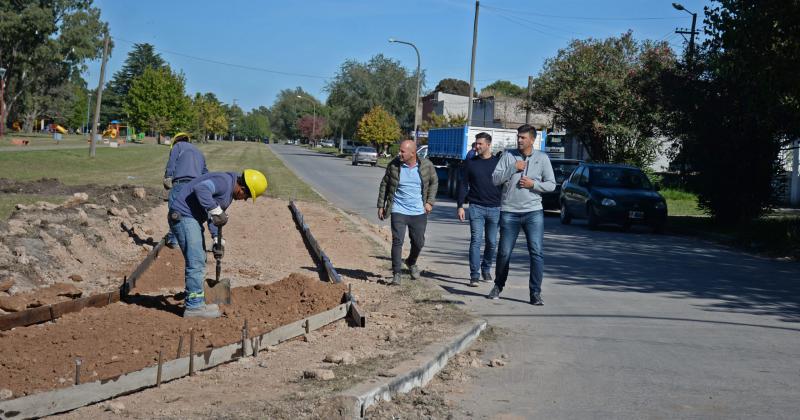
468, 204, 500, 279
494, 210, 545, 295
165, 180, 189, 245
170, 216, 207, 308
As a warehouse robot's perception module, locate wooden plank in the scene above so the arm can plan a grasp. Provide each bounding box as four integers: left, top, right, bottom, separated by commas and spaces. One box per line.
0, 303, 349, 419
0, 291, 121, 331
348, 301, 366, 328
121, 237, 166, 297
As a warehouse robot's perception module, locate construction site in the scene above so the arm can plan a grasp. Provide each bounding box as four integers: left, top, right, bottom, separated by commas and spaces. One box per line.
0, 174, 488, 419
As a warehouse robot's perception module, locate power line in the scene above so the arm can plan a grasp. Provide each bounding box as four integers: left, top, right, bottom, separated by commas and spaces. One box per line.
487, 8, 589, 39
112, 37, 331, 80
482, 4, 685, 21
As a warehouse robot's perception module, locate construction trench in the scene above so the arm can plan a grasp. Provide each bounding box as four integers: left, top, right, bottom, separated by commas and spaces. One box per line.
0, 202, 365, 418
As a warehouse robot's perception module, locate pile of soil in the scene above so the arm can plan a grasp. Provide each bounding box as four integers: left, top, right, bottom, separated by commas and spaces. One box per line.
0, 178, 165, 301
0, 273, 346, 398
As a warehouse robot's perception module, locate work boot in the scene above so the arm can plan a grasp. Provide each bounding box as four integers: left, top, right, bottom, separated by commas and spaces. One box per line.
406, 261, 421, 280
388, 273, 402, 286
481, 271, 493, 282
530, 293, 544, 306
184, 303, 221, 319
487, 285, 501, 300
469, 278, 480, 287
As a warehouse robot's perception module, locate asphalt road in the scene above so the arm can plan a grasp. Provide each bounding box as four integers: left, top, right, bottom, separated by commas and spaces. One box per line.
270, 144, 800, 419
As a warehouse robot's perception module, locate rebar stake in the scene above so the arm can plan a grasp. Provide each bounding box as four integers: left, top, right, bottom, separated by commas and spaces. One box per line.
156, 350, 163, 387
241, 320, 248, 357
74, 358, 82, 385
176, 335, 184, 359
189, 330, 195, 376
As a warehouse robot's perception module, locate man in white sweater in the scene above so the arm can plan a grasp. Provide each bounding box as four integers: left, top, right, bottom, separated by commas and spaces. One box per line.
488, 124, 556, 305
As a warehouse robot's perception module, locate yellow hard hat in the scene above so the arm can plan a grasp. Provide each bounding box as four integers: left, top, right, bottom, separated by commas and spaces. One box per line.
243, 169, 268, 202
170, 132, 190, 149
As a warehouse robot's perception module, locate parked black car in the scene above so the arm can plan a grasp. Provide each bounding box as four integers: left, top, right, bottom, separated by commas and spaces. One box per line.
542, 158, 583, 210
559, 163, 667, 232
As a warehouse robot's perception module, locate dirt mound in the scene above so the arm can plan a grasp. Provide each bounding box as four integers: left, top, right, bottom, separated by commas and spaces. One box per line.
0, 178, 165, 301
0, 273, 346, 397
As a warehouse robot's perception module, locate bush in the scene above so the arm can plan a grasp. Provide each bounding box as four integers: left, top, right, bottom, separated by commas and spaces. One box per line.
388, 143, 400, 156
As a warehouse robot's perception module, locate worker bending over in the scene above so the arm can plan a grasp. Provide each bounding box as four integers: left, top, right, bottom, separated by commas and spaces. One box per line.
169, 169, 268, 318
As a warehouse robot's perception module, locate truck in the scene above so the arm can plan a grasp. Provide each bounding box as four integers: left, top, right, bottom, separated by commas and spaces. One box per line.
427, 125, 551, 197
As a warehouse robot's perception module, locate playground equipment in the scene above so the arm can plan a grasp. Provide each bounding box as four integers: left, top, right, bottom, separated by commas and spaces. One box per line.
101, 120, 132, 141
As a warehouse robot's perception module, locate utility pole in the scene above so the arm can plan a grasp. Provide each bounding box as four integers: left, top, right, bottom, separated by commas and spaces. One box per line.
90, 31, 110, 158
466, 0, 479, 126
525, 75, 533, 124
231, 99, 237, 141
672, 3, 699, 70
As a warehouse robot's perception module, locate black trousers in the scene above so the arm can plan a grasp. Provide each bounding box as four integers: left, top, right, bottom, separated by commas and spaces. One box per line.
390, 212, 428, 274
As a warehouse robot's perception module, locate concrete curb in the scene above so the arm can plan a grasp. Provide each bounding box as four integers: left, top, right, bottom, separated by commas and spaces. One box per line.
340, 318, 488, 418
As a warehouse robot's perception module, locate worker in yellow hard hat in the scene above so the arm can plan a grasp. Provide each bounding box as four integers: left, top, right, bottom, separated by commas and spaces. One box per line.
168, 169, 267, 318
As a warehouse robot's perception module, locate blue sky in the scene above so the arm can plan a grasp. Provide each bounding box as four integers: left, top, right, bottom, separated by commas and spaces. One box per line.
87, 0, 711, 112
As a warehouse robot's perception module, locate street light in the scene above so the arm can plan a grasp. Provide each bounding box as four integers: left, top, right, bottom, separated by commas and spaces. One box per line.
672, 3, 698, 69
296, 95, 316, 145
389, 38, 421, 143
0, 67, 6, 139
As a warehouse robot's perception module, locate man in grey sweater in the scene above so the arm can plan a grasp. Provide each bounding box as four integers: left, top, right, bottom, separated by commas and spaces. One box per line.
488, 124, 556, 305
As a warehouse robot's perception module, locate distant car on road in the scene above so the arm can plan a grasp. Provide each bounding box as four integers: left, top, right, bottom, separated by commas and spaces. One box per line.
352, 146, 378, 166
559, 163, 667, 232
542, 158, 583, 210
320, 139, 335, 148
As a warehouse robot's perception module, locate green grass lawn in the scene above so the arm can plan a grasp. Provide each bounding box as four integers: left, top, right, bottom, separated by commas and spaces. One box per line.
658, 188, 799, 259
0, 142, 321, 219
661, 188, 706, 216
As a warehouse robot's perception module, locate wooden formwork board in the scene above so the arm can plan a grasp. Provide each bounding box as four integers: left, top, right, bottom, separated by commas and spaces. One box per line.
0, 236, 165, 331
0, 302, 350, 419
289, 201, 342, 283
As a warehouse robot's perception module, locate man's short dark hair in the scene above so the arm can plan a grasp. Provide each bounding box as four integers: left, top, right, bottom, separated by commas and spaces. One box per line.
475, 132, 492, 143
517, 124, 537, 137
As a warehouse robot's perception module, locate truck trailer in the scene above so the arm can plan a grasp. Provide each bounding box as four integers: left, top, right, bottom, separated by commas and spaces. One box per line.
427, 125, 551, 197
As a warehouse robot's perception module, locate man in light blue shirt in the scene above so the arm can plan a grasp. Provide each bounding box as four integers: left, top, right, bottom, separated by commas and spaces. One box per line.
377, 140, 438, 285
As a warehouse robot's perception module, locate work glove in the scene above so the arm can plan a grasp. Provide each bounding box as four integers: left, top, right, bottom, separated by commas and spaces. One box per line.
209, 206, 228, 227
163, 177, 173, 190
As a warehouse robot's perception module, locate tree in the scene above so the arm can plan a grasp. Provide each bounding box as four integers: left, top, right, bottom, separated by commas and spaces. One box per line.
124, 67, 192, 138
434, 78, 474, 97
270, 88, 323, 140
481, 80, 525, 98
225, 102, 244, 140
0, 0, 107, 131
530, 32, 675, 168
654, 0, 800, 224
356, 105, 401, 152
191, 92, 227, 141
326, 54, 422, 138
103, 43, 166, 125
239, 110, 271, 141
420, 112, 468, 131
296, 115, 327, 141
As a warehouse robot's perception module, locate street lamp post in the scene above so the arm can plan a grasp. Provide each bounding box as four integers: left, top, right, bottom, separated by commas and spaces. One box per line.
389, 38, 421, 143
672, 3, 698, 69
0, 67, 6, 139
296, 95, 316, 145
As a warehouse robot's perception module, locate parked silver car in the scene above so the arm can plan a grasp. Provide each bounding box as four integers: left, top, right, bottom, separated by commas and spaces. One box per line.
352, 146, 378, 166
